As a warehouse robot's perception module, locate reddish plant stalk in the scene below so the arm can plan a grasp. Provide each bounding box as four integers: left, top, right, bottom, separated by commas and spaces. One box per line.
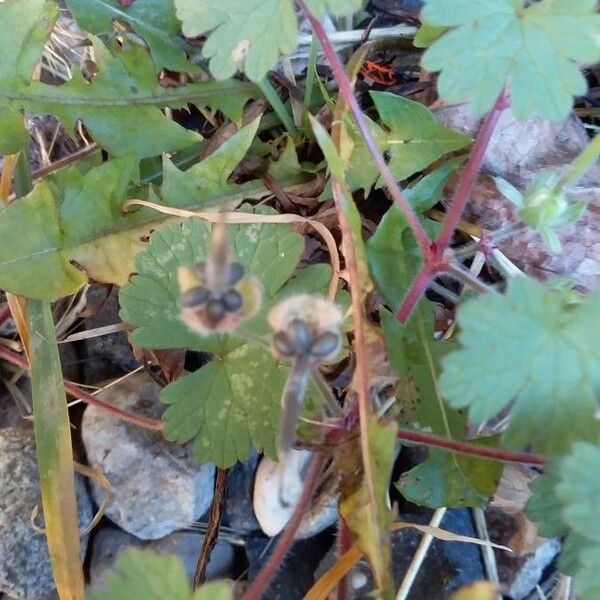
397, 89, 509, 322
435, 88, 509, 251
0, 344, 164, 431
296, 0, 432, 257
242, 452, 327, 600
397, 428, 545, 465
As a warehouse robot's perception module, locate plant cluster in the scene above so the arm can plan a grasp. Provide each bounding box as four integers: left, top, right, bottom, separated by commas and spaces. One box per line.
1, 0, 600, 598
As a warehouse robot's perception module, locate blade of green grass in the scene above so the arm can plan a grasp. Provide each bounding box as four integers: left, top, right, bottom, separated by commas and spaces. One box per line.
15, 149, 84, 600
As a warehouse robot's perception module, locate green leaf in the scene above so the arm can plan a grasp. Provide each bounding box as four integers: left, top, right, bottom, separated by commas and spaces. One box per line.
382, 305, 502, 508
0, 101, 28, 154
174, 0, 364, 82
65, 0, 194, 72
371, 92, 471, 184
440, 277, 600, 454
119, 212, 337, 466
28, 299, 85, 599
414, 21, 447, 48
526, 445, 600, 600
0, 119, 265, 300
0, 15, 256, 159
0, 0, 58, 84
340, 95, 470, 195
421, 0, 600, 120
86, 548, 232, 600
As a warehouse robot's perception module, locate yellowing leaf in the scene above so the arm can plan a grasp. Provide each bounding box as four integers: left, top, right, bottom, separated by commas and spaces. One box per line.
338, 417, 397, 599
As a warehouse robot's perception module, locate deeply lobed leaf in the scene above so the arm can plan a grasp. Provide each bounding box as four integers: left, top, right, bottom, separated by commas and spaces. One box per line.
174, 0, 364, 82
422, 0, 600, 120
86, 548, 232, 600
440, 278, 600, 454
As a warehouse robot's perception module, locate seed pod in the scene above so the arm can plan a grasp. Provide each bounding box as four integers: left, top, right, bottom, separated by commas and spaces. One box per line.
273, 331, 296, 357
205, 298, 226, 325
222, 288, 243, 312
309, 331, 340, 359
180, 286, 210, 309
287, 318, 313, 355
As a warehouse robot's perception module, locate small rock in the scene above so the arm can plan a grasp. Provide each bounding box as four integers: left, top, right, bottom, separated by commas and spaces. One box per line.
223, 451, 262, 533
486, 465, 560, 600
82, 371, 215, 539
89, 526, 234, 588
0, 427, 92, 600
436, 104, 590, 187
253, 450, 337, 538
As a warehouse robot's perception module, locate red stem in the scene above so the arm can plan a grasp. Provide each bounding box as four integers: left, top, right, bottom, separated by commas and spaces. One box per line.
296, 0, 432, 257
397, 428, 545, 465
435, 89, 509, 251
396, 265, 436, 323
0, 344, 164, 431
242, 452, 327, 600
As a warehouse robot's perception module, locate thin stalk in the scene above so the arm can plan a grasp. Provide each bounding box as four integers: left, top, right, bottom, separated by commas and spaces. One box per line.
396, 265, 435, 323
302, 35, 320, 128
0, 345, 163, 431
257, 77, 299, 138
297, 0, 432, 257
242, 452, 327, 600
28, 299, 85, 600
336, 518, 352, 600
396, 428, 545, 465
442, 262, 497, 296
555, 132, 600, 191
193, 467, 229, 587
435, 89, 509, 251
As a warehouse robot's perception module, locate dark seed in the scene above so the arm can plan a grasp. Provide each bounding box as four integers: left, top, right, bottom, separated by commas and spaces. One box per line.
180, 286, 210, 308
222, 289, 243, 312
288, 319, 312, 355
205, 298, 226, 325
226, 262, 245, 286
309, 331, 340, 358
273, 331, 296, 357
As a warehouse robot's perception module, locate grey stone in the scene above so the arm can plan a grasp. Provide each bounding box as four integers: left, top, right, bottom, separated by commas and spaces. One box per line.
81, 371, 215, 539
89, 527, 234, 588
0, 427, 93, 600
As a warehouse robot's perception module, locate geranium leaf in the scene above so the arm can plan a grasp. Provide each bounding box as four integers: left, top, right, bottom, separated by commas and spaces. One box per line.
421, 0, 600, 120
174, 0, 364, 82
86, 548, 232, 600
119, 211, 339, 466
440, 278, 600, 454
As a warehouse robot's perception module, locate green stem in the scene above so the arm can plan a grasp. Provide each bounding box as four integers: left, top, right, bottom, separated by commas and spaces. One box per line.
301, 36, 320, 129
257, 76, 299, 138
556, 133, 600, 192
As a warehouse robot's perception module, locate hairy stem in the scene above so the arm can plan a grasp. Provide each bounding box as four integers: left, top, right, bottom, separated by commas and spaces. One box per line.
397, 428, 545, 465
242, 452, 327, 600
297, 0, 432, 256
